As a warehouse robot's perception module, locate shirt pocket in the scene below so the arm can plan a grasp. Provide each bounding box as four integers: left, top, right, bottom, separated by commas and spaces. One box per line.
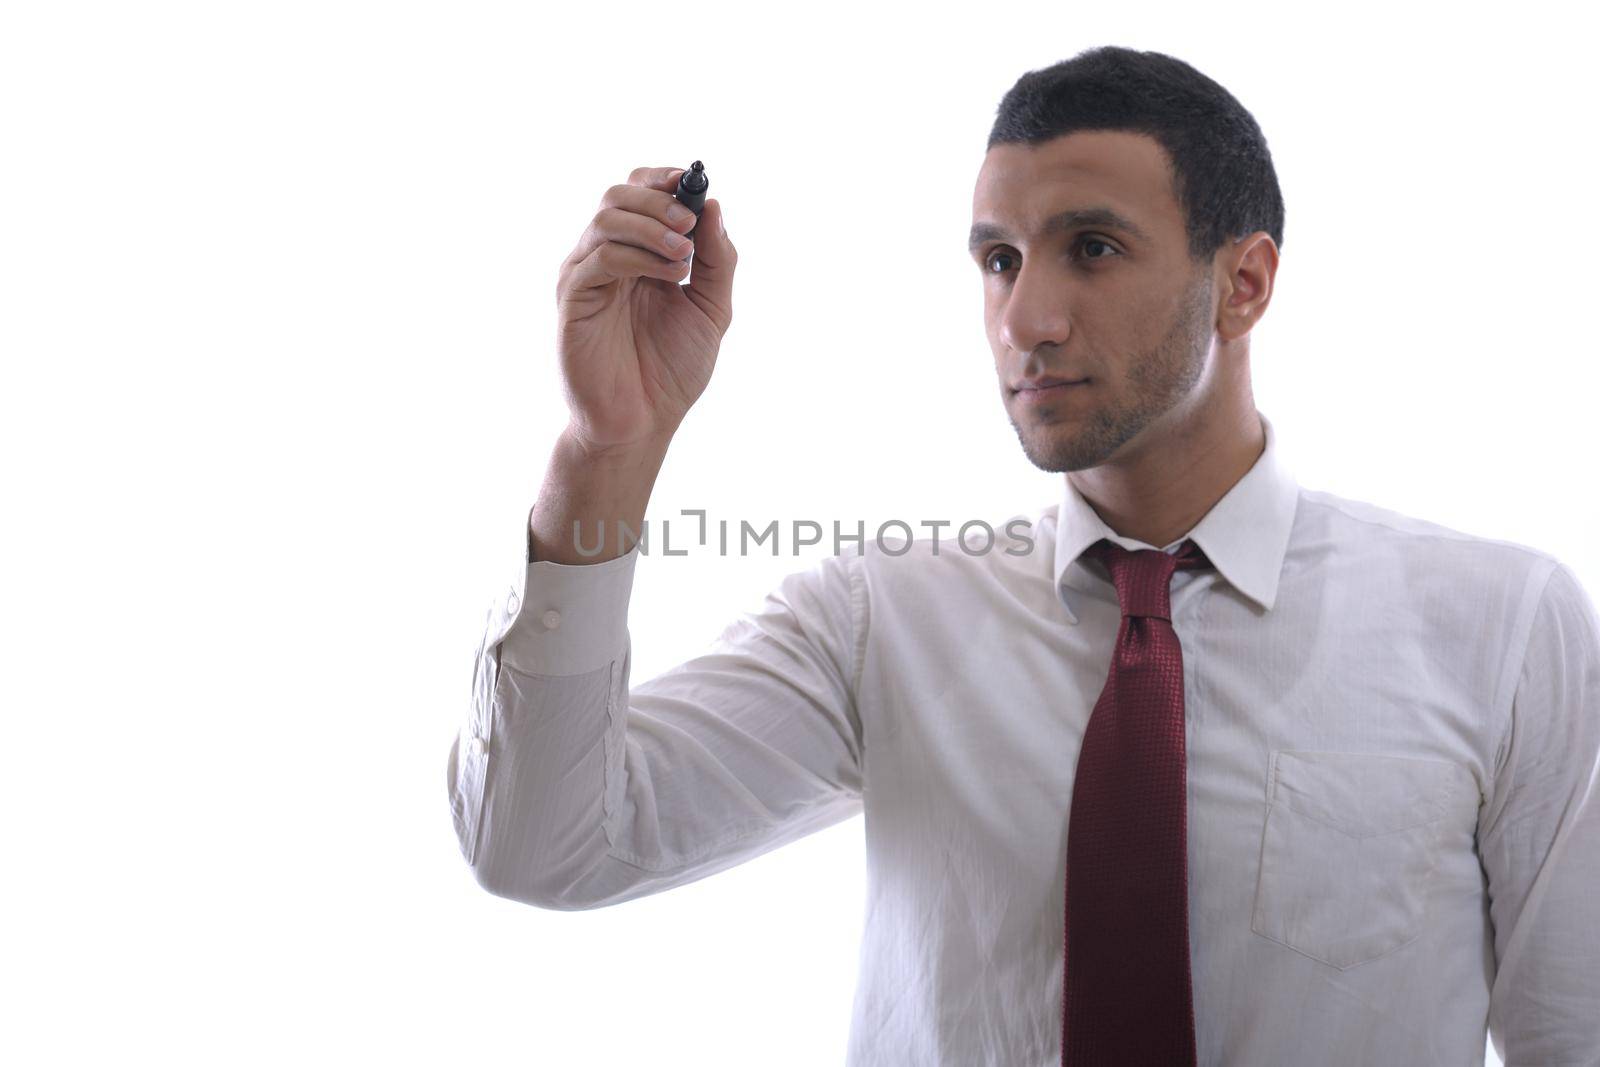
1249, 749, 1466, 970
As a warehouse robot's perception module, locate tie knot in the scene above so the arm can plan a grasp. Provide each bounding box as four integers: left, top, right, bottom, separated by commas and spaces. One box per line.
1082, 537, 1211, 620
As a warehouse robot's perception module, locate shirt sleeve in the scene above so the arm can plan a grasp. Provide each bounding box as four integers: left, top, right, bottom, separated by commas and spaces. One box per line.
445, 516, 867, 911
1479, 559, 1600, 1065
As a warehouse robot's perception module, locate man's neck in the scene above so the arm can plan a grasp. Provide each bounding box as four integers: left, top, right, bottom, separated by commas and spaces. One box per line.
1068, 407, 1266, 549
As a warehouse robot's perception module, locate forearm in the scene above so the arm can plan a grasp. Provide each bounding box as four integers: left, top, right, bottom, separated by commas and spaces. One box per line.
528, 423, 676, 565
471, 550, 864, 911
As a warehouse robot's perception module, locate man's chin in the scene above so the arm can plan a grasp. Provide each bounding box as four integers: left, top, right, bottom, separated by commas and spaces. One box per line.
1017, 410, 1132, 473
1016, 429, 1086, 474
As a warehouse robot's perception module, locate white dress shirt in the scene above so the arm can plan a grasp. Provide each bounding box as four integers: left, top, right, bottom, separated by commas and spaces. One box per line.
446, 410, 1600, 1066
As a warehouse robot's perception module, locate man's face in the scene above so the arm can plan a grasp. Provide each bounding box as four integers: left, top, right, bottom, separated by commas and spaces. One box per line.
970, 130, 1218, 473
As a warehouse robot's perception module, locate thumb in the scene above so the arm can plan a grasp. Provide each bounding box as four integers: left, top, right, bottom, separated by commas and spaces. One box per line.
684, 197, 734, 312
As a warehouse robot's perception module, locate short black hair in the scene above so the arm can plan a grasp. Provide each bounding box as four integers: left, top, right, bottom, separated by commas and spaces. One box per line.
987, 46, 1285, 265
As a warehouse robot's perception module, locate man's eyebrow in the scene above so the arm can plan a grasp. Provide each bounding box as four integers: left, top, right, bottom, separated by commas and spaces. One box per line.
967, 206, 1151, 253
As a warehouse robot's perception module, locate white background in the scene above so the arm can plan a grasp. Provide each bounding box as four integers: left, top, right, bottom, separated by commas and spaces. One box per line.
4, 1, 1593, 1063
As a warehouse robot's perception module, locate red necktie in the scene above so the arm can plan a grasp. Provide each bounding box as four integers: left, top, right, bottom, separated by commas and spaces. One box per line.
1062, 537, 1213, 1066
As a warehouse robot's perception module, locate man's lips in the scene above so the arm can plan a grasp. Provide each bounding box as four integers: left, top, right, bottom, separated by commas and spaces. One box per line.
1011, 376, 1090, 396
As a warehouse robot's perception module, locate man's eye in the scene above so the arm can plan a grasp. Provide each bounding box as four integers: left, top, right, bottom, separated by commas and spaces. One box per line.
984, 250, 1017, 274
983, 238, 1117, 274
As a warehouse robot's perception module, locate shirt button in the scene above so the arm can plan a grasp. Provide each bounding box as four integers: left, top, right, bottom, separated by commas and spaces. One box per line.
542, 609, 561, 630
469, 735, 488, 757
506, 591, 520, 614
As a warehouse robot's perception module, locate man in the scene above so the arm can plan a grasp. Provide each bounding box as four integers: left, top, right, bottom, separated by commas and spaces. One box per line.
446, 46, 1600, 1066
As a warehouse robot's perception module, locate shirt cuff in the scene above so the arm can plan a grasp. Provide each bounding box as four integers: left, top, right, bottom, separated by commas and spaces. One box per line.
498, 541, 640, 677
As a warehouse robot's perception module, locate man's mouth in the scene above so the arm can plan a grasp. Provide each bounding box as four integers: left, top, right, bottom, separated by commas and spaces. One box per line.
1012, 378, 1090, 401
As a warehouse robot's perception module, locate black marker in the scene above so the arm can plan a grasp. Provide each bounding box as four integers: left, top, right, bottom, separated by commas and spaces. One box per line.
673, 160, 709, 241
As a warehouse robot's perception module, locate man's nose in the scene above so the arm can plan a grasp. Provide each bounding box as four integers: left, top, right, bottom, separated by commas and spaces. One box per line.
997, 265, 1072, 355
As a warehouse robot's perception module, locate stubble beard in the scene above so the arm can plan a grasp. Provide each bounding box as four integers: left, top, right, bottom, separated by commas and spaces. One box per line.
1009, 271, 1213, 474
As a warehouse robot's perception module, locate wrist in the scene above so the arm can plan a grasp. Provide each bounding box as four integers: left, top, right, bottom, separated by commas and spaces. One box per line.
560, 421, 678, 467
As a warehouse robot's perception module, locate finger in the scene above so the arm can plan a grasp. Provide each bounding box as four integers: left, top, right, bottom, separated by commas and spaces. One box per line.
563, 183, 702, 271
627, 164, 688, 191
683, 197, 735, 312
565, 229, 692, 295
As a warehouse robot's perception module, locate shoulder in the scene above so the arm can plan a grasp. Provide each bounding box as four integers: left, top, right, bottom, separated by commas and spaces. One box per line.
840, 505, 1058, 606
1294, 486, 1562, 605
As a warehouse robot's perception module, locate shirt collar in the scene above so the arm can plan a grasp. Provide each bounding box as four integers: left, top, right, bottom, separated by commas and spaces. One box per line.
1050, 409, 1300, 624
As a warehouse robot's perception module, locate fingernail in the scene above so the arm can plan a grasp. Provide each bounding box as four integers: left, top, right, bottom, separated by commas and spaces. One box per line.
667, 204, 693, 224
